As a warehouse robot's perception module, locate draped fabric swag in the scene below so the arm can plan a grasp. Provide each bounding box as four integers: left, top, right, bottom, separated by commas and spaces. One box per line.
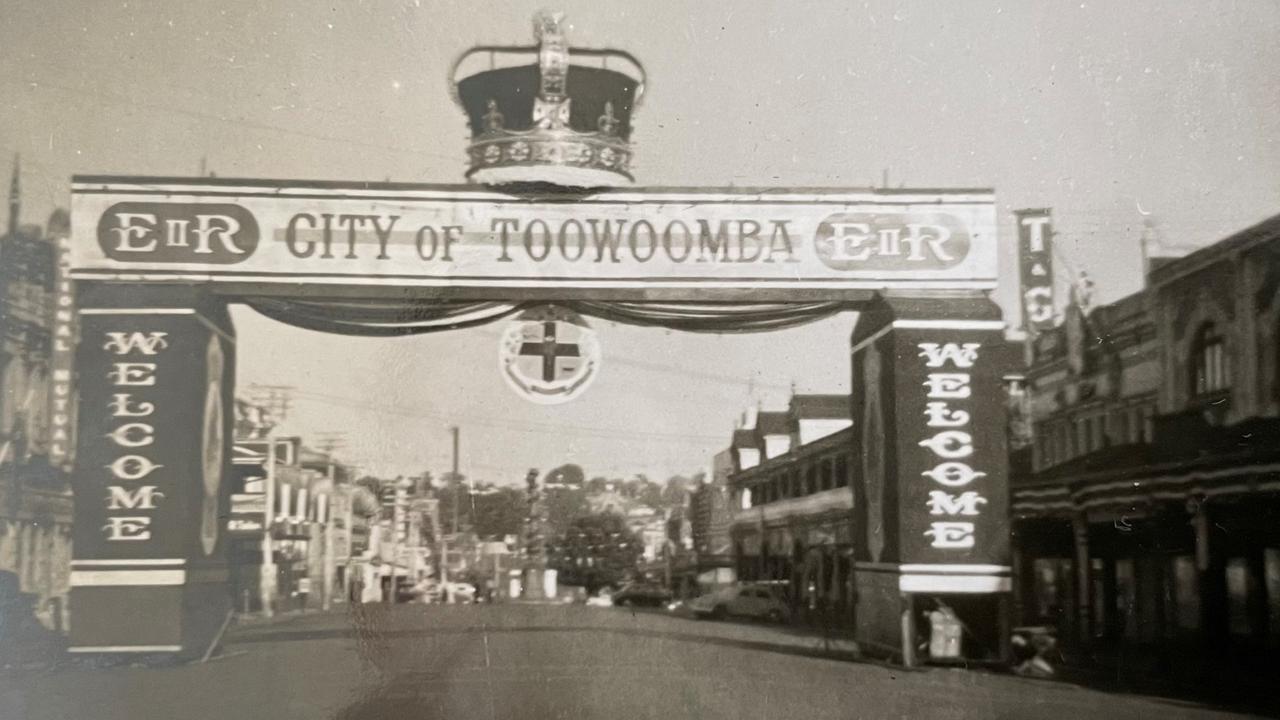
244, 298, 856, 336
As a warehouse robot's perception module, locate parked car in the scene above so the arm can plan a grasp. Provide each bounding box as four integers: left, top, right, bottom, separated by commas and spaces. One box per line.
689, 584, 790, 623
610, 582, 672, 608
446, 582, 477, 603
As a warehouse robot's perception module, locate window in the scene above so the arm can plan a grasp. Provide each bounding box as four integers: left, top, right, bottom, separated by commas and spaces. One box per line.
1115, 559, 1138, 641
1113, 410, 1129, 446
1032, 558, 1063, 619
820, 459, 834, 491
835, 455, 849, 487
1226, 558, 1254, 637
1190, 322, 1230, 396
1091, 558, 1108, 638
1169, 555, 1200, 632
1266, 549, 1280, 642
1140, 405, 1154, 443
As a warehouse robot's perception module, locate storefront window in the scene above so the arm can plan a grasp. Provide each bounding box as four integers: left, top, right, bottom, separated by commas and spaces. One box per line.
1032, 558, 1063, 619
1115, 558, 1137, 641
1091, 558, 1107, 638
1112, 409, 1129, 446
1225, 557, 1253, 637
1169, 555, 1200, 632
1266, 549, 1280, 641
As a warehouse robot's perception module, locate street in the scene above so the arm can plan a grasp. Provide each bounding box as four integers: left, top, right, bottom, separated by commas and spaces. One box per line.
0, 604, 1260, 720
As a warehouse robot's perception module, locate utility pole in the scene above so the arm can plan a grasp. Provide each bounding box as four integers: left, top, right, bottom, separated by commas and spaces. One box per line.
321, 458, 336, 611
449, 425, 460, 533
259, 437, 277, 617
247, 384, 296, 424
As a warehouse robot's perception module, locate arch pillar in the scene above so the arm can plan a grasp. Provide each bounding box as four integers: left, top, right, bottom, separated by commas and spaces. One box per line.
68, 284, 235, 658
849, 295, 1012, 664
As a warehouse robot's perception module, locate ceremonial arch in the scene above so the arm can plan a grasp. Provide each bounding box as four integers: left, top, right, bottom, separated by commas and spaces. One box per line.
61, 14, 1012, 664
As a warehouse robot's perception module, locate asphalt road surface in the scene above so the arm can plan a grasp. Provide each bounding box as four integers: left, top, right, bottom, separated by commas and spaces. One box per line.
0, 604, 1262, 720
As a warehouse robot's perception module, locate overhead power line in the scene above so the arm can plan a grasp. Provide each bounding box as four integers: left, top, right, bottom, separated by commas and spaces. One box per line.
284, 388, 732, 445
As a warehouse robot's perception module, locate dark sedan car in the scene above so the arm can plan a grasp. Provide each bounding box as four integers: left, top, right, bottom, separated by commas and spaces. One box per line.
610, 583, 672, 607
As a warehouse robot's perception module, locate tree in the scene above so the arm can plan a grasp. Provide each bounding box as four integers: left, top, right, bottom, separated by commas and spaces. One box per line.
355, 475, 382, 498
548, 512, 642, 594
544, 463, 585, 488
544, 485, 589, 539
634, 476, 663, 509
661, 474, 692, 508
470, 486, 525, 539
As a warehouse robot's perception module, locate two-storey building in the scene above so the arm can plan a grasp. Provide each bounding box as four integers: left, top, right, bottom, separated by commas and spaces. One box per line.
728, 394, 855, 625
0, 160, 73, 636
1012, 213, 1280, 676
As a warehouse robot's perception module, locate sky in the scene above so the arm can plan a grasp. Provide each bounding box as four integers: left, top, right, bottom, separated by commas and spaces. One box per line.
3, 1, 1279, 483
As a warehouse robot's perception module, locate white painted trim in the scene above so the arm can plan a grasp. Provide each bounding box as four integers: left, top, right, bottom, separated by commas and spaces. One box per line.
77, 308, 234, 343
757, 487, 854, 523
68, 645, 183, 653
892, 319, 1006, 331
71, 558, 186, 567
899, 574, 1011, 593
1072, 462, 1280, 497
71, 569, 186, 586
853, 561, 901, 572
78, 308, 197, 315
899, 564, 1011, 575
67, 271, 996, 291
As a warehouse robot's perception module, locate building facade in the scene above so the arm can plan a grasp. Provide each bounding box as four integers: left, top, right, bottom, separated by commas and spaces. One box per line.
728, 394, 855, 626
0, 161, 73, 635
690, 449, 735, 586
1012, 213, 1280, 675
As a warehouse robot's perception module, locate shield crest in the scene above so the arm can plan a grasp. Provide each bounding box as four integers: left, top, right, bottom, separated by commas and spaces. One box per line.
499, 305, 601, 405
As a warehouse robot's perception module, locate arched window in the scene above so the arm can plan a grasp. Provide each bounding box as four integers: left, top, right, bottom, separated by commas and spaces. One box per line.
1190, 322, 1230, 396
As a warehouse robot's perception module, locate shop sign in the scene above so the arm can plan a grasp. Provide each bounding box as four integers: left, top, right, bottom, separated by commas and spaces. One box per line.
1016, 209, 1055, 331
47, 233, 77, 467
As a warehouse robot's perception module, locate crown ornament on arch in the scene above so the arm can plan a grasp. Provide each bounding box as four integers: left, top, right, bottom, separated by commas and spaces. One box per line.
450, 11, 646, 189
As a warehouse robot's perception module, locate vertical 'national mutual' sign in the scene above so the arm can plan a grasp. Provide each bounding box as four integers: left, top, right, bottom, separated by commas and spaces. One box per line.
67, 178, 998, 294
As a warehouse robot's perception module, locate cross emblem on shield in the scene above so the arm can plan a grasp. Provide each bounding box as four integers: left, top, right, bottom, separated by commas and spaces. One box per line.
499, 306, 601, 404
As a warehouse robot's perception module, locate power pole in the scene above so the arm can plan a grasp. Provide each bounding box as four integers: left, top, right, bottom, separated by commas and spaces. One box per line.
322, 458, 335, 611
248, 384, 296, 424
450, 425, 460, 533
259, 437, 277, 617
